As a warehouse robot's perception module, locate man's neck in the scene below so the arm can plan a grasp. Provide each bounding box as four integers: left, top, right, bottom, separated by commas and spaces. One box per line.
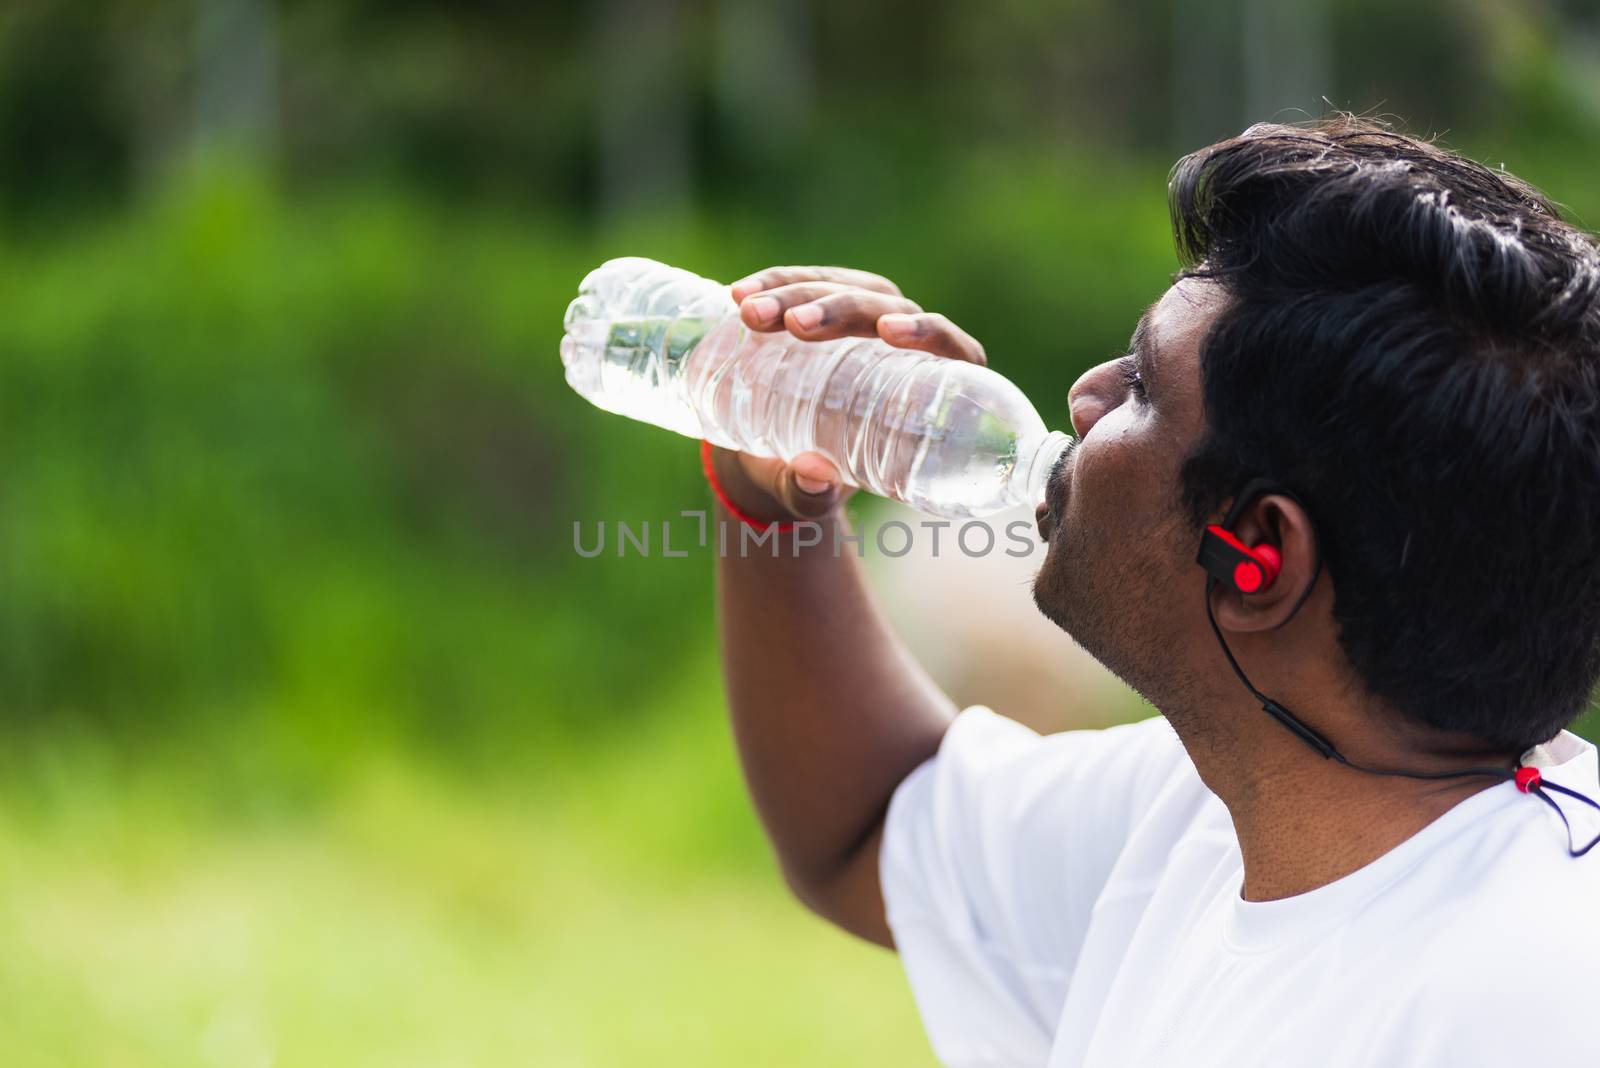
1175, 698, 1515, 901
1224, 756, 1502, 900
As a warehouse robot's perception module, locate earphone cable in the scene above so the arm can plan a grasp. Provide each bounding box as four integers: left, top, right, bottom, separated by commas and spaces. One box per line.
1203, 576, 1600, 856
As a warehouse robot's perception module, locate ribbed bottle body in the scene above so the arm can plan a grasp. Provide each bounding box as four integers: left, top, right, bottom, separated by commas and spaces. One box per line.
561, 258, 1071, 518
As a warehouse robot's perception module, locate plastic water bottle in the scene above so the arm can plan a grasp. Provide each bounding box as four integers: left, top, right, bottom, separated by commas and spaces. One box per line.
560, 257, 1073, 519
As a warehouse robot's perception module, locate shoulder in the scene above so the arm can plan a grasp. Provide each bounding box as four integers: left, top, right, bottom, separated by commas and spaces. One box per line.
1469, 839, 1600, 967
878, 709, 1214, 1058
1408, 810, 1600, 1003
882, 707, 1208, 918
1408, 905, 1600, 1058
884, 707, 1212, 921
933, 706, 1192, 792
1378, 825, 1600, 1057
903, 708, 1199, 837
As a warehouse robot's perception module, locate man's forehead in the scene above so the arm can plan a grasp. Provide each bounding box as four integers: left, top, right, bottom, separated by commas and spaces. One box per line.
1141, 277, 1227, 371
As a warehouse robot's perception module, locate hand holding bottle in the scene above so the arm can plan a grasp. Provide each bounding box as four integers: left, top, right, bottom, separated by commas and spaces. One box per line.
712, 265, 992, 524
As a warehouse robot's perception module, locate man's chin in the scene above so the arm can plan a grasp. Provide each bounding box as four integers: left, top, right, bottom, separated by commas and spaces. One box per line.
1030, 542, 1130, 675
1030, 554, 1079, 637
1031, 543, 1182, 715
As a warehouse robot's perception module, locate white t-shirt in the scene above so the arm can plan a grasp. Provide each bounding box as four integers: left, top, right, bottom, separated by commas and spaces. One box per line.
880, 707, 1600, 1067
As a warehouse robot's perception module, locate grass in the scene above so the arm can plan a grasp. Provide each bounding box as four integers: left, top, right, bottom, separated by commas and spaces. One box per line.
0, 660, 933, 1068
2, 679, 1591, 1068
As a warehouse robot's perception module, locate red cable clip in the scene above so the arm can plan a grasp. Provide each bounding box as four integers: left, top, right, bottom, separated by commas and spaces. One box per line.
1514, 766, 1543, 793
700, 440, 797, 534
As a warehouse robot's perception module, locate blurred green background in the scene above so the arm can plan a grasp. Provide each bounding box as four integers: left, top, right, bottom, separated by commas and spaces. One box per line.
3, 1, 1600, 1064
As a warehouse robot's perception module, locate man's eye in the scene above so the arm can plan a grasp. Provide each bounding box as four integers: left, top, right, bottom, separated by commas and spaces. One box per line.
1118, 356, 1147, 399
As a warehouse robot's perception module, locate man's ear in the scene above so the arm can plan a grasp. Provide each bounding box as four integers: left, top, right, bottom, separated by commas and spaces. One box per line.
1209, 493, 1320, 634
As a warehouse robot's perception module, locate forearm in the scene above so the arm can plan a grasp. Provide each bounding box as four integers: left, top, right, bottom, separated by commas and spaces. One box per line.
703, 264, 988, 943
716, 504, 954, 936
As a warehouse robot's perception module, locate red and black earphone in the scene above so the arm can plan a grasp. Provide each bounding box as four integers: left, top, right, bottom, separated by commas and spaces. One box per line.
1199, 521, 1283, 594
1197, 479, 1600, 856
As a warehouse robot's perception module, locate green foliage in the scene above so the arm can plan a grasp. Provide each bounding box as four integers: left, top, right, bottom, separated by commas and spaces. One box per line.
0, 154, 1173, 780
0, 145, 1180, 1062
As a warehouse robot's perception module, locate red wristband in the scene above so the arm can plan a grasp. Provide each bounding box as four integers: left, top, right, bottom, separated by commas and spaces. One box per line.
700, 440, 797, 533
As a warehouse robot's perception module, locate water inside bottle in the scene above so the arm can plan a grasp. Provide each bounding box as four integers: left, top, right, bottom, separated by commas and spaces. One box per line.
561, 260, 1075, 518
561, 314, 717, 437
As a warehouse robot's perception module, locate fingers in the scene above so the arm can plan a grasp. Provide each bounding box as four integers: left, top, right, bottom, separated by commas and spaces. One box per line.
876, 312, 988, 365
740, 282, 923, 337
717, 448, 849, 523
731, 265, 903, 303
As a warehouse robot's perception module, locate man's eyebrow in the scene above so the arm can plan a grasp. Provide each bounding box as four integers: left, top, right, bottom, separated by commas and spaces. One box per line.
1128, 304, 1158, 375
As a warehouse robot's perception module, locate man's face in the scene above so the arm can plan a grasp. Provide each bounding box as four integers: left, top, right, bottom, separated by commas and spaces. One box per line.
1032, 278, 1226, 704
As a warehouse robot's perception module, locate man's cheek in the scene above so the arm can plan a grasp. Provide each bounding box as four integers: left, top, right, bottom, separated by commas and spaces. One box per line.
1065, 446, 1116, 530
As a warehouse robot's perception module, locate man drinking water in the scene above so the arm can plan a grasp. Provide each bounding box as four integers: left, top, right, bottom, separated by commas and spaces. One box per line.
704, 118, 1600, 1066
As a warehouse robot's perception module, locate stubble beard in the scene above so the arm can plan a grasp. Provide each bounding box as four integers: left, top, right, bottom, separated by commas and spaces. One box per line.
1032, 511, 1204, 722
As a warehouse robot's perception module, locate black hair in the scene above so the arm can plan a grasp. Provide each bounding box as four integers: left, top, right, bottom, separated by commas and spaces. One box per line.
1171, 116, 1600, 753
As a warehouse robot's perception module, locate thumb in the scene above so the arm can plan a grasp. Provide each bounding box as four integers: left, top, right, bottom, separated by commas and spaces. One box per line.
775, 451, 845, 520
722, 449, 846, 522
736, 450, 844, 521
791, 451, 839, 496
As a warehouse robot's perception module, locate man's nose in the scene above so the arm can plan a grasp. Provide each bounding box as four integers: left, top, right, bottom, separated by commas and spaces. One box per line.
1068, 361, 1123, 438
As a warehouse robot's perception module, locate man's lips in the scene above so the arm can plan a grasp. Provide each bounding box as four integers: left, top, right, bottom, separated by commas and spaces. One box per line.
1035, 501, 1052, 541
1035, 454, 1071, 542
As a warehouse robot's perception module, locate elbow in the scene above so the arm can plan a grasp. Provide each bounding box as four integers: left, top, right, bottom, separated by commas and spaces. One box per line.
772, 833, 894, 949
776, 856, 834, 918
